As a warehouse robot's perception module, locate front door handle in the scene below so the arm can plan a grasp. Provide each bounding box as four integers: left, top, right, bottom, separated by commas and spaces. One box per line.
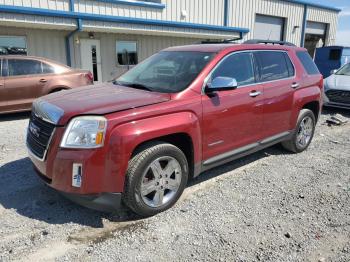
249, 90, 262, 97
39, 79, 47, 83
291, 82, 300, 89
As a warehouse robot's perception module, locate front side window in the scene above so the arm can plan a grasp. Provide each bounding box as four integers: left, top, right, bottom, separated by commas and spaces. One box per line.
0, 36, 27, 55
117, 41, 138, 65
116, 51, 214, 93
296, 51, 320, 75
255, 51, 290, 82
211, 52, 256, 86
335, 63, 350, 76
7, 59, 42, 76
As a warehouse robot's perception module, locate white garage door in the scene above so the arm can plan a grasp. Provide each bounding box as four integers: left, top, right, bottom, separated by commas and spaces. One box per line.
306, 21, 327, 36
254, 14, 285, 41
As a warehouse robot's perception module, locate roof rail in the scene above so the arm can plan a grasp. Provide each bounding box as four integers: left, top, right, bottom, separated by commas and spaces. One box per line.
200, 35, 242, 44
244, 39, 296, 46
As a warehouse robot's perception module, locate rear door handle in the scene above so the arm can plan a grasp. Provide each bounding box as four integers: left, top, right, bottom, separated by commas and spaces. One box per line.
291, 82, 300, 89
39, 79, 47, 83
249, 90, 262, 97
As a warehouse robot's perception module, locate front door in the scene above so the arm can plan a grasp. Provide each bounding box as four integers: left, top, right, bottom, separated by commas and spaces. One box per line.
80, 39, 102, 83
201, 52, 264, 162
3, 58, 45, 112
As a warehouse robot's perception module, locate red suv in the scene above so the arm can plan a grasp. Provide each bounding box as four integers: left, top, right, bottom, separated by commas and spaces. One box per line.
27, 40, 323, 216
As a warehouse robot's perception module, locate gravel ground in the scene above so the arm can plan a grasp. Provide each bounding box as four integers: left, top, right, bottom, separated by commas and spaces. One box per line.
0, 108, 349, 262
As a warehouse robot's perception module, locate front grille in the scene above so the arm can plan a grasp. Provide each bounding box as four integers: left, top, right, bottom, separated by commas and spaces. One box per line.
326, 90, 350, 104
27, 112, 56, 160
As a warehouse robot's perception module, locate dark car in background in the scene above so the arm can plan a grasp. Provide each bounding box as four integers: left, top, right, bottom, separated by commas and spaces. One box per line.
0, 55, 93, 114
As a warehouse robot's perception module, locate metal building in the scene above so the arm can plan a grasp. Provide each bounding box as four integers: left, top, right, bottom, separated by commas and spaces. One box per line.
0, 0, 340, 82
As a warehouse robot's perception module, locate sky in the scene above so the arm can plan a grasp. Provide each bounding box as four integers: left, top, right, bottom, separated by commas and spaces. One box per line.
307, 0, 350, 46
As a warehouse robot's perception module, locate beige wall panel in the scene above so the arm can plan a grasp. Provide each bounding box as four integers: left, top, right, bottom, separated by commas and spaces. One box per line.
0, 27, 67, 63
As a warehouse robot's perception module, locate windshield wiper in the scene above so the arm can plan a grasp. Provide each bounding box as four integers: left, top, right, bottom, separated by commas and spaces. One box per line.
113, 80, 153, 91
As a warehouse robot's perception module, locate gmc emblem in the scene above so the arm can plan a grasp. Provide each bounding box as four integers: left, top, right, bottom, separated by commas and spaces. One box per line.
29, 122, 40, 138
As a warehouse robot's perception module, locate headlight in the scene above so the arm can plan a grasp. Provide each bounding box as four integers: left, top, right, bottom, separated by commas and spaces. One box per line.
60, 116, 107, 148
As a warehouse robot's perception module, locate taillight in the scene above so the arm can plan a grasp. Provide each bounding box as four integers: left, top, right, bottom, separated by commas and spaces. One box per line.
85, 71, 94, 83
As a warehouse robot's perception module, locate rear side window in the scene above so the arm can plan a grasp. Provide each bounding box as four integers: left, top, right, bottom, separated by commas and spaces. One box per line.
211, 52, 255, 86
8, 59, 42, 76
255, 51, 290, 82
42, 62, 55, 74
296, 51, 320, 75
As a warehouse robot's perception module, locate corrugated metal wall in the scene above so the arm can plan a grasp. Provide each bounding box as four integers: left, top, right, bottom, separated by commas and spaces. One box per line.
0, 27, 67, 64
228, 0, 304, 45
307, 6, 338, 45
72, 32, 198, 81
74, 0, 225, 25
0, 0, 70, 11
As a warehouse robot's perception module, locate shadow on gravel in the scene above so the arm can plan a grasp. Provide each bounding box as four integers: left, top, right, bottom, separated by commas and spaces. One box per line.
0, 146, 288, 227
0, 112, 30, 122
189, 143, 289, 187
0, 157, 139, 228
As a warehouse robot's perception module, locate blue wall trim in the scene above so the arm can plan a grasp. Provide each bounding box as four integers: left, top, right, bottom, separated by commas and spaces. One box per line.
93, 0, 165, 9
0, 5, 250, 33
223, 0, 229, 27
300, 4, 308, 47
65, 18, 82, 66
283, 0, 341, 12
69, 0, 74, 12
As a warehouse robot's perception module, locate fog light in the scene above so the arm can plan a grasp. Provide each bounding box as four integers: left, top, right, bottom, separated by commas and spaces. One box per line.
72, 163, 83, 188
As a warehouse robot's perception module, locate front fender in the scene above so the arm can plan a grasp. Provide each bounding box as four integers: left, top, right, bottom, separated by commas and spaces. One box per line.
105, 112, 201, 192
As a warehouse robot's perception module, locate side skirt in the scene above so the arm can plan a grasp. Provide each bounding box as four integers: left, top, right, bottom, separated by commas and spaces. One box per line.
197, 131, 292, 175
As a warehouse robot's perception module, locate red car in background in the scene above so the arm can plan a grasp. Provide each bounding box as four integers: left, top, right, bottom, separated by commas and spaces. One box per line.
26, 40, 323, 217
0, 55, 93, 114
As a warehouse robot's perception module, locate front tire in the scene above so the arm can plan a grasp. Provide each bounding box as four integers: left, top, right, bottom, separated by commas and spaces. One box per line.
123, 142, 189, 217
282, 109, 316, 153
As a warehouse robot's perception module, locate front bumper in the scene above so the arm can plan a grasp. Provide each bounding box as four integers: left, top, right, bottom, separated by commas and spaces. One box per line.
323, 89, 350, 109
33, 166, 122, 212
61, 192, 122, 212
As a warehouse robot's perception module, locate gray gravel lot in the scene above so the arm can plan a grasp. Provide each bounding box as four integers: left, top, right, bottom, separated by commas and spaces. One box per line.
0, 109, 349, 262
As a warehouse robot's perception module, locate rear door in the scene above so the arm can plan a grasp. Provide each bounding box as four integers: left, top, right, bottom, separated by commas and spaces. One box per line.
4, 58, 46, 111
201, 51, 265, 162
254, 51, 297, 138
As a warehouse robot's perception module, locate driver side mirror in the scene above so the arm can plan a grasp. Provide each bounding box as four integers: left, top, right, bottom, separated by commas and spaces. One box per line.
206, 77, 238, 93
330, 69, 338, 75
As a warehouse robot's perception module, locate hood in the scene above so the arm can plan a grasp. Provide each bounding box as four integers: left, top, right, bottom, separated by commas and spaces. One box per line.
37, 82, 171, 125
325, 74, 350, 91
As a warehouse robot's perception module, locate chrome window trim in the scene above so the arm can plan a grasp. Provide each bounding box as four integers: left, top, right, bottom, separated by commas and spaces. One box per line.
201, 49, 297, 94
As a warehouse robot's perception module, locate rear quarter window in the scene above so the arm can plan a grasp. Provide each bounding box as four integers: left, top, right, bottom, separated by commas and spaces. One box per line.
296, 51, 320, 75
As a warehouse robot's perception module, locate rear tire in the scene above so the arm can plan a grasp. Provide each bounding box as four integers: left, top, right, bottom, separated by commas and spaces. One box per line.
282, 109, 316, 153
123, 142, 189, 217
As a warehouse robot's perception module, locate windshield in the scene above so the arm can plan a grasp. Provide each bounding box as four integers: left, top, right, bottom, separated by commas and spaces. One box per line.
336, 63, 350, 76
115, 51, 215, 93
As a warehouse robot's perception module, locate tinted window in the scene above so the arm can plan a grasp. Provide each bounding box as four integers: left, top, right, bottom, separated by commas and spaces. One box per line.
284, 53, 295, 77
255, 51, 289, 82
329, 49, 342, 61
211, 52, 255, 86
0, 36, 27, 55
116, 41, 138, 65
42, 63, 55, 74
296, 51, 320, 75
8, 59, 42, 76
